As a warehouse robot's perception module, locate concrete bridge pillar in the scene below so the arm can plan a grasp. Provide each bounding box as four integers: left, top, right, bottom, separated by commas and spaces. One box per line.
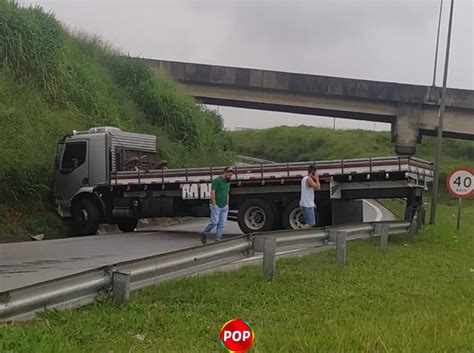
392, 103, 422, 155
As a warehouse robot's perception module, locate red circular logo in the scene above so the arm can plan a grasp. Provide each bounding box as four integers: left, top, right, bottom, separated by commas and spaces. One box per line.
219, 319, 254, 352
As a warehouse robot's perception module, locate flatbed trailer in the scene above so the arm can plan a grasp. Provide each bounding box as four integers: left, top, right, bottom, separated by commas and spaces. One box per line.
54, 127, 433, 235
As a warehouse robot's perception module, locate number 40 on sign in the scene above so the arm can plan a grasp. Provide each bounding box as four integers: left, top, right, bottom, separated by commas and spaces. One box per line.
446, 167, 474, 230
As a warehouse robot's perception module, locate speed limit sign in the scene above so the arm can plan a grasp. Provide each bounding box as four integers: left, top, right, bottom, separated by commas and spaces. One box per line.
446, 168, 473, 199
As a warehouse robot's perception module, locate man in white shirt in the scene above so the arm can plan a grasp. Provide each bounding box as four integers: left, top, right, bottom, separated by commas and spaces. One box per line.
300, 165, 321, 229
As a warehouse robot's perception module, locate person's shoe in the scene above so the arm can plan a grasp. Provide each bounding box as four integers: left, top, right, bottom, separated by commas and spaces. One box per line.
215, 238, 222, 242
200, 233, 207, 245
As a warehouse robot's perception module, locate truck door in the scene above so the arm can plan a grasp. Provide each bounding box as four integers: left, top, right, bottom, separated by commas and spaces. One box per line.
55, 140, 89, 204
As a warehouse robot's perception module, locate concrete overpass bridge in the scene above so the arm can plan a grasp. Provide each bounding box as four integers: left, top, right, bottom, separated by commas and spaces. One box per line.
142, 58, 474, 155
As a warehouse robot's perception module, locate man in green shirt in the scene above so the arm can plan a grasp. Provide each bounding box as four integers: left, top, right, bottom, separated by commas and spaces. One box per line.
201, 167, 234, 244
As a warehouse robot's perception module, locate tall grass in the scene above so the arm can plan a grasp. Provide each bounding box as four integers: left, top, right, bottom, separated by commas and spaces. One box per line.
0, 0, 232, 204
0, 1, 65, 97
73, 36, 227, 149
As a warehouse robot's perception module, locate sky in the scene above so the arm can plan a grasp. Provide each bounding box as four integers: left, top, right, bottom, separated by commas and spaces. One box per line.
26, 0, 474, 131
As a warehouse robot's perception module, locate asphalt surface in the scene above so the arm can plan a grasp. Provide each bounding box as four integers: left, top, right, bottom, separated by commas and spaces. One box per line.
363, 199, 397, 222
0, 220, 240, 292
0, 200, 394, 292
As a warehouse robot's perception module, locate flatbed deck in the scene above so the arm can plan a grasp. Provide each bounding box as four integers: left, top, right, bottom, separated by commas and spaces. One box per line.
111, 156, 433, 186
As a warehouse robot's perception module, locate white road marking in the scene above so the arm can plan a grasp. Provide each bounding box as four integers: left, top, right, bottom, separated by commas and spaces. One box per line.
363, 199, 383, 222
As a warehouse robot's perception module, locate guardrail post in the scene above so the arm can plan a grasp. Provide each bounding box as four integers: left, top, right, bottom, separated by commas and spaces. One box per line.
373, 223, 382, 237
253, 235, 264, 252
113, 271, 131, 304
263, 237, 277, 281
336, 231, 347, 264
379, 225, 389, 252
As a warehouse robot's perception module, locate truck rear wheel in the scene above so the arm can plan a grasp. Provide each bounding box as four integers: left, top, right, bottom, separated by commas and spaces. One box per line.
71, 198, 100, 235
117, 219, 138, 233
282, 200, 304, 230
237, 199, 274, 233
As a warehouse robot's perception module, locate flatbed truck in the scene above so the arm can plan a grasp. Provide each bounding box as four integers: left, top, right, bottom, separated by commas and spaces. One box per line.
54, 127, 433, 235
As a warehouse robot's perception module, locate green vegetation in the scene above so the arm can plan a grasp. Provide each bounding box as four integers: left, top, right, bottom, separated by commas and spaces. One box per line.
1, 203, 472, 352
230, 126, 474, 175
0, 1, 232, 239
230, 126, 474, 205
378, 198, 406, 219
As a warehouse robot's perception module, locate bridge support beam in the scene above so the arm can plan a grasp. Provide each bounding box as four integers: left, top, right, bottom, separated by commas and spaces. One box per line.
393, 103, 422, 155
146, 59, 474, 150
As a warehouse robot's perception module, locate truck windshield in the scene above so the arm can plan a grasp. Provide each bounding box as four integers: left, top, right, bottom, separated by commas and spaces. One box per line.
60, 142, 87, 172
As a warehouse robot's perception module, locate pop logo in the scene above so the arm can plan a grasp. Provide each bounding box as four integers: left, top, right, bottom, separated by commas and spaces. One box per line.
219, 319, 254, 352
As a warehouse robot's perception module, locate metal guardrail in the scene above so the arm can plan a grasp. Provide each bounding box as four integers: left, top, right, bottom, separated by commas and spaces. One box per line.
260, 222, 413, 280
0, 236, 252, 322
0, 221, 414, 322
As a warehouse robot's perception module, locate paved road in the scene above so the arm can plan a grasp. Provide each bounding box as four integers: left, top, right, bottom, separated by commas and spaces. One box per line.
0, 222, 239, 292
0, 201, 394, 292
363, 199, 397, 222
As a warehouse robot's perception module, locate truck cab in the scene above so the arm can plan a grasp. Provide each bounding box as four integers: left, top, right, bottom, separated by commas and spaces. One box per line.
54, 127, 158, 234
54, 129, 109, 217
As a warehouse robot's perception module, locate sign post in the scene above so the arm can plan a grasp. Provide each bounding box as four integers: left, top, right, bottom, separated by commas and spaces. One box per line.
446, 168, 474, 230
456, 198, 462, 230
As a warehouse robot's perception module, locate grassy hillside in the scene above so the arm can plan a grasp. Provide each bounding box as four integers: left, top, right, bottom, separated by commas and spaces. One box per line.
231, 126, 473, 171
0, 1, 232, 240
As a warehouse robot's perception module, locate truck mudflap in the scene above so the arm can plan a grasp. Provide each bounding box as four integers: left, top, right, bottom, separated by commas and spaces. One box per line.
55, 199, 71, 218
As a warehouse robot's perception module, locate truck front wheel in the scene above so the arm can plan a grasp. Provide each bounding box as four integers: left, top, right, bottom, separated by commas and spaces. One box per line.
71, 198, 100, 235
237, 199, 274, 234
282, 200, 304, 230
117, 219, 138, 233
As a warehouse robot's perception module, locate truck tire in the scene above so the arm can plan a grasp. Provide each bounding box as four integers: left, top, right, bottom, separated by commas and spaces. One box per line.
71, 198, 100, 235
282, 200, 304, 230
237, 199, 274, 234
118, 219, 138, 233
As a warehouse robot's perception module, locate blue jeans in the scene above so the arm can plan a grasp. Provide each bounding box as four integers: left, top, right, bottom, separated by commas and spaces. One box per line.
201, 205, 229, 240
302, 207, 317, 226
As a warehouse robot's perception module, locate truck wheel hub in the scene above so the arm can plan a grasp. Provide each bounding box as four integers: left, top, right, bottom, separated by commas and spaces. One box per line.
78, 209, 89, 224
244, 206, 266, 230
289, 208, 304, 229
